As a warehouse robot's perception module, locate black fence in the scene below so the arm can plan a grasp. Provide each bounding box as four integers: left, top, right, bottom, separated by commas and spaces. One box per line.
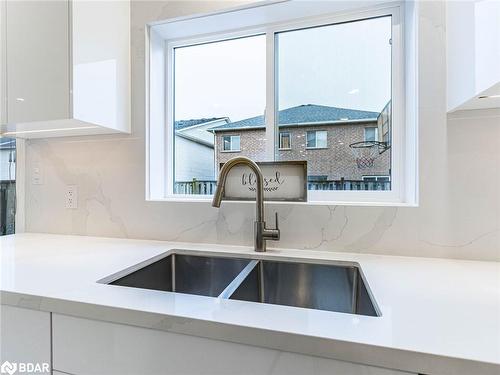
308, 179, 391, 191
174, 180, 217, 195
174, 179, 390, 195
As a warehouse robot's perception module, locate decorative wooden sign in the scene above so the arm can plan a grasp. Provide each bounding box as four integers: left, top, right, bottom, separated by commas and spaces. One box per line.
221, 161, 307, 202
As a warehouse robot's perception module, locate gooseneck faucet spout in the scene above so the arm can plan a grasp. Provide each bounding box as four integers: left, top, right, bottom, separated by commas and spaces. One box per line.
212, 156, 280, 252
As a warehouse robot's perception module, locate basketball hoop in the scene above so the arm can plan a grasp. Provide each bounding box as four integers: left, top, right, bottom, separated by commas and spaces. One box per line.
349, 141, 386, 169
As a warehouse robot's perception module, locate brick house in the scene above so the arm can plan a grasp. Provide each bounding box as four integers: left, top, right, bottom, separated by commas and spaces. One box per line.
210, 104, 391, 186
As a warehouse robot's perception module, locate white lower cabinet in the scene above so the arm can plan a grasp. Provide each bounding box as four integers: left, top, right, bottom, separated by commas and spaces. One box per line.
0, 305, 51, 370
53, 314, 414, 375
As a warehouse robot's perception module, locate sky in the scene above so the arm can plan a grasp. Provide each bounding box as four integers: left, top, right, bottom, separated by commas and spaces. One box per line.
174, 16, 392, 123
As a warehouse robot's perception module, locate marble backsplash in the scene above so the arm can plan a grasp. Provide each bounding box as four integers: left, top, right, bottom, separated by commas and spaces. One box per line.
23, 1, 500, 261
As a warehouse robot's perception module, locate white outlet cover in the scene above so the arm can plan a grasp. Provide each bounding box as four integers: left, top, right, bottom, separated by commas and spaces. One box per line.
32, 164, 43, 185
65, 185, 78, 209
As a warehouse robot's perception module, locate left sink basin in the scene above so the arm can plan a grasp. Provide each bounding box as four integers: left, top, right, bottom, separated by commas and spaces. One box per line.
105, 253, 251, 297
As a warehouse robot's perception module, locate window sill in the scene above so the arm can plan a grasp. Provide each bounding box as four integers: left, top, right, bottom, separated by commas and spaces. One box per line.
147, 195, 418, 207
221, 150, 241, 153
278, 148, 292, 151
146, 191, 419, 207
305, 147, 329, 150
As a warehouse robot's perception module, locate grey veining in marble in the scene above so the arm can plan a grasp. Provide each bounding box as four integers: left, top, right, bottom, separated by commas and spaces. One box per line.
21, 0, 500, 261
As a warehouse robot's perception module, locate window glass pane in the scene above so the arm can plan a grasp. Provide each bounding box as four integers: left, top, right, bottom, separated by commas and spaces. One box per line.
231, 135, 240, 151
316, 130, 327, 148
276, 16, 392, 191
306, 131, 316, 148
280, 132, 291, 149
173, 35, 266, 194
364, 127, 377, 142
223, 136, 231, 151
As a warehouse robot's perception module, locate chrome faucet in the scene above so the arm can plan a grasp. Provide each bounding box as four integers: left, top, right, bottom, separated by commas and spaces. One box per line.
212, 156, 280, 252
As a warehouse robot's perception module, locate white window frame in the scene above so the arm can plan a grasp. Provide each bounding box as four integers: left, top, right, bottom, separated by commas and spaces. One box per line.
305, 130, 328, 149
146, 1, 418, 206
278, 131, 291, 150
222, 135, 241, 152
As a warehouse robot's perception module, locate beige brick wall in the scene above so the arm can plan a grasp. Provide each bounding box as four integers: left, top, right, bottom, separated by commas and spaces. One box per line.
215, 122, 390, 181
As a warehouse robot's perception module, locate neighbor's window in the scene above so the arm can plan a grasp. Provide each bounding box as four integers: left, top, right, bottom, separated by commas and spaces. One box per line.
279, 132, 291, 150
364, 127, 378, 142
223, 135, 241, 152
162, 7, 400, 199
306, 131, 328, 149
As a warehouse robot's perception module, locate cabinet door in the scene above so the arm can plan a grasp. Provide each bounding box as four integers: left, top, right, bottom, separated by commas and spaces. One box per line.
53, 313, 413, 375
0, 1, 6, 125
0, 305, 51, 368
6, 0, 70, 123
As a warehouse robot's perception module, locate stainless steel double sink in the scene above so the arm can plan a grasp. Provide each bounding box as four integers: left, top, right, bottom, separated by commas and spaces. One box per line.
101, 251, 379, 317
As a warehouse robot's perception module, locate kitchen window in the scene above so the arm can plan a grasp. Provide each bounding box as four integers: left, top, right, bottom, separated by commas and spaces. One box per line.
222, 135, 241, 152
279, 132, 291, 150
147, 1, 417, 204
306, 131, 328, 149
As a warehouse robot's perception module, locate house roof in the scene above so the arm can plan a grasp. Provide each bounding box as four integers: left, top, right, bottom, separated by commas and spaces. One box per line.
174, 117, 229, 148
209, 104, 379, 132
174, 117, 226, 131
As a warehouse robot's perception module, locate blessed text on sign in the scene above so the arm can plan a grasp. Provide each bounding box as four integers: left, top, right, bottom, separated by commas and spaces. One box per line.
221, 161, 307, 202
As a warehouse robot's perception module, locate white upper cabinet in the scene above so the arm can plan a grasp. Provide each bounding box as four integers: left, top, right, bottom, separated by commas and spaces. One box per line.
0, 0, 130, 138
446, 0, 500, 112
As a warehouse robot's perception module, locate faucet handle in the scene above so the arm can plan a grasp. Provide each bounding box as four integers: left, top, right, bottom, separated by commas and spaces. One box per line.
260, 212, 280, 245
266, 212, 280, 241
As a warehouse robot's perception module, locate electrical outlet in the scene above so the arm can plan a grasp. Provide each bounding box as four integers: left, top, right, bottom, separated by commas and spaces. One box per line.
32, 164, 43, 185
65, 185, 78, 209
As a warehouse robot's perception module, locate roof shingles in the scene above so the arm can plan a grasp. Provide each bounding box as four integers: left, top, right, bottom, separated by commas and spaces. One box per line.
210, 104, 379, 131
174, 117, 224, 131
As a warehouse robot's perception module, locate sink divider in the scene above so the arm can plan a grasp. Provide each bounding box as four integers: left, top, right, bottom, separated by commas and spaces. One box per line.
351, 267, 358, 314
258, 262, 265, 303
218, 259, 260, 299
171, 253, 176, 292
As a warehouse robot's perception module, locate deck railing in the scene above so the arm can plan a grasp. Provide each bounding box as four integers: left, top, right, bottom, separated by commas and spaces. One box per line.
174, 180, 217, 195
174, 179, 390, 195
307, 179, 391, 191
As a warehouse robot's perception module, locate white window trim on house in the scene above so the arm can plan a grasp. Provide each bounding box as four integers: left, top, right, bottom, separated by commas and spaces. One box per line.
278, 132, 291, 150
306, 130, 328, 149
146, 0, 419, 206
222, 135, 241, 152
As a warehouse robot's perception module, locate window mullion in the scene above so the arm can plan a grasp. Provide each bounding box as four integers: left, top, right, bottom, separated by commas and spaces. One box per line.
265, 30, 276, 161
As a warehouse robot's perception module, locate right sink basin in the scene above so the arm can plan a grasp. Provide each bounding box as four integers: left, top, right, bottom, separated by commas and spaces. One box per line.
229, 260, 379, 317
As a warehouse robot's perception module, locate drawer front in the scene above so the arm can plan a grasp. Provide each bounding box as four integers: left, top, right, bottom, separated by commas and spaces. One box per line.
0, 305, 51, 369
53, 313, 413, 375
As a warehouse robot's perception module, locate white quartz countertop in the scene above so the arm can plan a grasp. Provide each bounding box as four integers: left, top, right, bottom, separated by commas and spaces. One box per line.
1, 233, 499, 375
